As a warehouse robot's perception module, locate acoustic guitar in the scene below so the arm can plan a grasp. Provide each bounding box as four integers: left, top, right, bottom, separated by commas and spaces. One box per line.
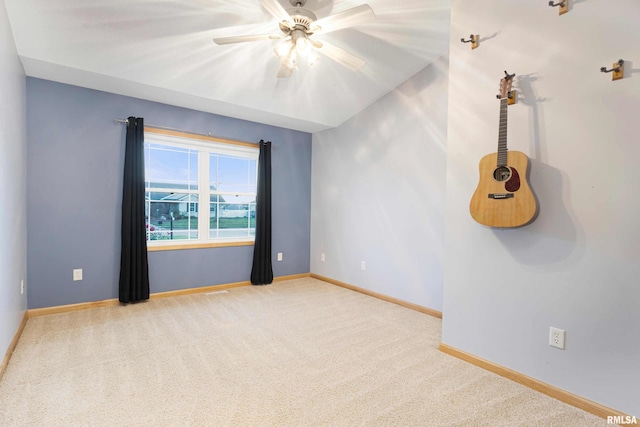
469, 72, 537, 228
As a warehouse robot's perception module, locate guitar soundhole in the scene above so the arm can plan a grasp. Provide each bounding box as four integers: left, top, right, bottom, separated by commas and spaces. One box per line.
493, 166, 521, 191
493, 166, 511, 182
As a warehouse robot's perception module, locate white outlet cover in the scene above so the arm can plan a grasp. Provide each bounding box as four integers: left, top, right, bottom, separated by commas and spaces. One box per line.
549, 327, 566, 350
320, 253, 325, 262
277, 252, 283, 261
73, 269, 83, 281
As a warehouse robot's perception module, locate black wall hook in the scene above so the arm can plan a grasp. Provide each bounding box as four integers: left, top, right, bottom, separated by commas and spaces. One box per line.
460, 35, 476, 44
548, 0, 568, 15
600, 59, 624, 73
460, 34, 479, 50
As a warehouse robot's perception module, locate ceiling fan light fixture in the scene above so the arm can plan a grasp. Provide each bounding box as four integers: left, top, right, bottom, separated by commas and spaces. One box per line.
295, 35, 312, 56
214, 0, 374, 78
274, 41, 298, 69
288, 50, 299, 68
273, 38, 292, 60
307, 50, 320, 67
274, 28, 317, 71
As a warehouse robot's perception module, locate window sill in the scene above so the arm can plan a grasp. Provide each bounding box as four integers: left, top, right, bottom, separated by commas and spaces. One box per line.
147, 240, 254, 252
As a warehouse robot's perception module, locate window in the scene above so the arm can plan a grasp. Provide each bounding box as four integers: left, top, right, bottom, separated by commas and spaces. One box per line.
144, 128, 258, 249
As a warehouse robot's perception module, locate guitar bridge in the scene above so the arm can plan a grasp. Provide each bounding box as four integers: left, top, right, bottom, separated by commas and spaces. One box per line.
488, 193, 514, 199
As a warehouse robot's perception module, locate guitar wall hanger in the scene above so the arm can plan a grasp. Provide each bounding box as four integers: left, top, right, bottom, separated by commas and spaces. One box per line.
548, 0, 568, 15
460, 34, 479, 50
600, 59, 625, 81
496, 71, 517, 105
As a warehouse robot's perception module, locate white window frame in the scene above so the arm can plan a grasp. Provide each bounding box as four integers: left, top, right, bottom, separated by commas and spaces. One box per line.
144, 128, 259, 251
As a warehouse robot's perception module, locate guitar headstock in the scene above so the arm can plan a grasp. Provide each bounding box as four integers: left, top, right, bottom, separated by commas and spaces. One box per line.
497, 71, 516, 100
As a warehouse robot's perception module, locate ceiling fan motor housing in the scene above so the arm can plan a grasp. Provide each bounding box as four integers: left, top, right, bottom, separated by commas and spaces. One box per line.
286, 7, 317, 30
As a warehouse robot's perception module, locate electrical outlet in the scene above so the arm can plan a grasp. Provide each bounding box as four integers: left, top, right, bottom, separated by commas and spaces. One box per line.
549, 327, 566, 350
73, 269, 83, 281
21, 280, 24, 295
320, 253, 325, 262
277, 252, 283, 261
361, 261, 366, 271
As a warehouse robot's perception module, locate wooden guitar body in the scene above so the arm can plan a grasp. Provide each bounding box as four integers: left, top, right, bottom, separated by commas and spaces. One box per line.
470, 150, 537, 228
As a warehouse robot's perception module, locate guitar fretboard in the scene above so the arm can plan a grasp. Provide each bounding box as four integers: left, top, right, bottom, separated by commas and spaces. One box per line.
497, 98, 508, 167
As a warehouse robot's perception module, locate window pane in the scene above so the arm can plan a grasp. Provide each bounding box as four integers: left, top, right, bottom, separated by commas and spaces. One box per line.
210, 201, 255, 239
210, 154, 256, 194
146, 143, 198, 190
219, 193, 254, 204
209, 153, 257, 239
209, 154, 218, 191
218, 156, 247, 184
209, 194, 219, 239
146, 192, 198, 241
250, 203, 256, 236
249, 162, 257, 188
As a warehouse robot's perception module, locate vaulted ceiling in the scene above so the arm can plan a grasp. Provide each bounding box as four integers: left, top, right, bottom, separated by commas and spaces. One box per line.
4, 0, 450, 133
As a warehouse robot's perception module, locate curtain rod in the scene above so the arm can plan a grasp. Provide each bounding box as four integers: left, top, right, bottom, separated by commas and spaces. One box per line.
114, 118, 217, 138
114, 119, 274, 147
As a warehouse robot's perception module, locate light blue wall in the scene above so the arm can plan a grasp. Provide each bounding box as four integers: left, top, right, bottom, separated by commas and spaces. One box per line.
311, 55, 449, 312
26, 78, 311, 309
0, 0, 27, 358
443, 0, 640, 416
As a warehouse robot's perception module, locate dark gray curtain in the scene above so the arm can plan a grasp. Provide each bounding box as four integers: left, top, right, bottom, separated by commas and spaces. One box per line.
119, 117, 150, 303
251, 140, 273, 285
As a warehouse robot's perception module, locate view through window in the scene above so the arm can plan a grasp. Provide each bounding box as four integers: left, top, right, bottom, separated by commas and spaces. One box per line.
144, 129, 258, 247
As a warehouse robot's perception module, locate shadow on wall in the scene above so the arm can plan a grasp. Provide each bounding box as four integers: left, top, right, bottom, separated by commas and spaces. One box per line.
491, 73, 582, 266
623, 60, 640, 77
492, 161, 581, 266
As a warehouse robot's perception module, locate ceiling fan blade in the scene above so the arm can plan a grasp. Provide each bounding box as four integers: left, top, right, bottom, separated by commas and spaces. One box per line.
213, 33, 281, 45
277, 64, 294, 79
260, 0, 293, 26
316, 40, 365, 71
312, 4, 375, 34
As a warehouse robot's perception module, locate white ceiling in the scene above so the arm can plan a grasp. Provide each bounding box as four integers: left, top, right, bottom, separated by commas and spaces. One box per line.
4, 0, 450, 133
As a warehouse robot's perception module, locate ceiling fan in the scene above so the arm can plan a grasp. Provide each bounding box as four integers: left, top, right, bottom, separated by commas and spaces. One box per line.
213, 0, 376, 78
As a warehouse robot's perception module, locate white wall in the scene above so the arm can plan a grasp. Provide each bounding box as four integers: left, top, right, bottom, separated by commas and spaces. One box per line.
0, 0, 27, 360
444, 0, 639, 416
311, 54, 449, 311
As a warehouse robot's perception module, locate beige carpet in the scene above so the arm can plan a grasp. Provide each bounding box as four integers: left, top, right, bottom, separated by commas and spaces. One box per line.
0, 278, 608, 426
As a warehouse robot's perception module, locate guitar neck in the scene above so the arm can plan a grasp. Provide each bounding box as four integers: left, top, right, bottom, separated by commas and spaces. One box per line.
497, 98, 508, 167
